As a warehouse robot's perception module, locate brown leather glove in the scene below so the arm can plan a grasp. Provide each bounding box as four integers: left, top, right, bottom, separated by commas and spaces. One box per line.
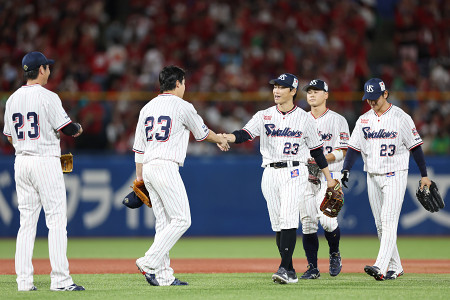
131, 180, 152, 208
320, 179, 344, 218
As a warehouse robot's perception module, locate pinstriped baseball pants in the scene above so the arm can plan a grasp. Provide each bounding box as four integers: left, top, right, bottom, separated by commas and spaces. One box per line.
137, 160, 191, 286
14, 156, 73, 291
367, 170, 407, 275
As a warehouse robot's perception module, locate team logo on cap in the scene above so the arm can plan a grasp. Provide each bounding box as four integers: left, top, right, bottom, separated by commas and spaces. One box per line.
379, 81, 385, 91
292, 78, 298, 88
278, 74, 287, 80
24, 65, 28, 71
310, 80, 318, 85
366, 85, 374, 92
324, 82, 328, 91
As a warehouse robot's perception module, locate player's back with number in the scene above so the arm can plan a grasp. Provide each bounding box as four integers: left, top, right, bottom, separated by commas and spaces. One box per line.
134, 94, 209, 165
5, 84, 70, 156
351, 105, 422, 174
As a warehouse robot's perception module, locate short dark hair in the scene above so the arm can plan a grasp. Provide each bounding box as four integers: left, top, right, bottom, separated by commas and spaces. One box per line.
159, 65, 185, 93
24, 64, 47, 81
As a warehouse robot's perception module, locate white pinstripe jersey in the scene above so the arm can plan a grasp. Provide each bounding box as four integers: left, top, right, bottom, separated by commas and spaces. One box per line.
310, 109, 350, 172
3, 84, 72, 157
348, 104, 423, 174
243, 105, 323, 167
133, 93, 209, 166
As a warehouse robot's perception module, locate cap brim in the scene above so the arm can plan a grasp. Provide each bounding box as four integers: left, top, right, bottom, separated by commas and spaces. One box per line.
47, 59, 55, 65
362, 91, 383, 101
269, 78, 291, 88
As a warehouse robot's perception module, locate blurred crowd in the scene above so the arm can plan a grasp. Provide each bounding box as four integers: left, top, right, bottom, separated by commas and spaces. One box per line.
0, 0, 449, 155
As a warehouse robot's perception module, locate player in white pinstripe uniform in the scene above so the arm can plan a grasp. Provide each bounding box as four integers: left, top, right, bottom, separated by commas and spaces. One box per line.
133, 66, 229, 286
301, 79, 349, 278
3, 52, 84, 291
221, 73, 339, 284
342, 78, 433, 280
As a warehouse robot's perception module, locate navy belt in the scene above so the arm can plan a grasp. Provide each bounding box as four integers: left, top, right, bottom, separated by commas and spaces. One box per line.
269, 161, 300, 169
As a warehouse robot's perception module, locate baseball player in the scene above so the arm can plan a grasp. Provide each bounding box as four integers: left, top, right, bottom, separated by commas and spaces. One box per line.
133, 65, 229, 286
342, 78, 433, 280
220, 73, 338, 284
3, 52, 84, 291
301, 79, 349, 278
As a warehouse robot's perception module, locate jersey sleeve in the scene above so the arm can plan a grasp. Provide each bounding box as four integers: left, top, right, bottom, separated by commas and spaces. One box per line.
180, 102, 209, 141
242, 111, 262, 139
304, 115, 323, 150
46, 93, 72, 131
132, 110, 146, 154
348, 117, 362, 152
402, 114, 423, 150
3, 101, 11, 136
336, 116, 350, 150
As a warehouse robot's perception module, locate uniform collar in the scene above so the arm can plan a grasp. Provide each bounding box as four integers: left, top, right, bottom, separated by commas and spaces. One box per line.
310, 108, 329, 119
276, 105, 297, 115
373, 103, 393, 117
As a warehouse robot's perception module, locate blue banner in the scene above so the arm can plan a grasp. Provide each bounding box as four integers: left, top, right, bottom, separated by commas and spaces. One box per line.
0, 155, 449, 236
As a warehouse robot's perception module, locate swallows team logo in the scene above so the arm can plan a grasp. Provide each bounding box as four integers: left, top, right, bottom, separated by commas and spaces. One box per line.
412, 128, 419, 136
291, 169, 299, 178
362, 127, 398, 139
319, 131, 332, 141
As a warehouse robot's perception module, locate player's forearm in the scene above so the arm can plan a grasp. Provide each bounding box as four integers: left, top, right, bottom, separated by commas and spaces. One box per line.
135, 162, 143, 181
204, 130, 223, 143
342, 148, 359, 171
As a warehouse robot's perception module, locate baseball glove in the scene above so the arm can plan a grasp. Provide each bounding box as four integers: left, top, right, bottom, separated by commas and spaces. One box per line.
131, 179, 152, 208
416, 180, 444, 213
320, 180, 344, 218
60, 153, 73, 173
307, 158, 321, 185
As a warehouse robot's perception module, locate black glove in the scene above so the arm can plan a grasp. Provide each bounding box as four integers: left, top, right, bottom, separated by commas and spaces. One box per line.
341, 170, 349, 188
416, 180, 445, 212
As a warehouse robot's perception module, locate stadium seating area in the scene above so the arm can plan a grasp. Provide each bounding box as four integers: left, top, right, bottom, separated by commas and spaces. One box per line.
0, 0, 449, 155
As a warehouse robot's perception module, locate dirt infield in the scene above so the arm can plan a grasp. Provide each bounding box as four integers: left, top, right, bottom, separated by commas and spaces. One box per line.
1, 258, 449, 275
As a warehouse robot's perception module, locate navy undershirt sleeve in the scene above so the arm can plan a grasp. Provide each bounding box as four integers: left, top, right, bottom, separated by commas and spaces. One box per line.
342, 147, 360, 171
410, 145, 428, 177
310, 147, 328, 169
61, 122, 80, 136
232, 130, 252, 144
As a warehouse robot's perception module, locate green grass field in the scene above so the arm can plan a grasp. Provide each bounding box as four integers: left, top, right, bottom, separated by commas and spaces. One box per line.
1, 236, 450, 299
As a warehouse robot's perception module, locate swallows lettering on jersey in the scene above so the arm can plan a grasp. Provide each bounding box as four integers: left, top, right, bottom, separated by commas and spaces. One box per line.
264, 124, 303, 138
362, 127, 398, 139
319, 131, 332, 141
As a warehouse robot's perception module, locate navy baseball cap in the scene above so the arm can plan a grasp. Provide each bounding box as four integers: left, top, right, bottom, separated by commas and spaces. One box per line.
22, 51, 55, 71
122, 191, 144, 209
269, 73, 299, 90
302, 79, 329, 92
362, 78, 387, 101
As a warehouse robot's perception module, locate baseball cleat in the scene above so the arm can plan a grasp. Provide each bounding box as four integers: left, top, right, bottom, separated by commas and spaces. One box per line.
19, 286, 38, 291
364, 265, 384, 281
385, 270, 404, 280
171, 278, 188, 286
287, 269, 298, 283
272, 267, 290, 284
136, 261, 160, 286
329, 252, 342, 277
300, 263, 320, 279
50, 284, 85, 291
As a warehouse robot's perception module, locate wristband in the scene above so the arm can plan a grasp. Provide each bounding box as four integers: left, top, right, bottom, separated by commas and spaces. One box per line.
331, 149, 344, 162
